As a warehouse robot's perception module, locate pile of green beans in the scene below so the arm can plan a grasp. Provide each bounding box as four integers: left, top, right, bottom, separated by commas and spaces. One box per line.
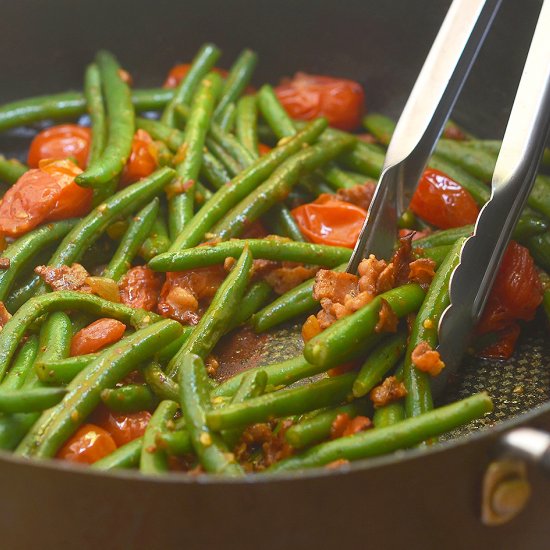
6, 42, 546, 478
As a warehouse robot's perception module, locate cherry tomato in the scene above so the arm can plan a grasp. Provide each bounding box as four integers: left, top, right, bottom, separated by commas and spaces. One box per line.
28, 124, 91, 169
70, 318, 126, 356
291, 195, 367, 248
0, 159, 93, 237
56, 424, 116, 464
97, 410, 151, 447
119, 266, 163, 311
478, 323, 520, 360
258, 143, 272, 156
409, 168, 479, 229
477, 241, 543, 336
163, 64, 228, 88
120, 130, 159, 187
275, 72, 365, 131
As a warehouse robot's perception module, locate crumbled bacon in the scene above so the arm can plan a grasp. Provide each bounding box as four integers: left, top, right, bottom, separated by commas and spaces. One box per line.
313, 269, 359, 303
330, 413, 372, 439
302, 314, 322, 342
358, 255, 389, 297
35, 263, 91, 292
391, 232, 414, 286
411, 341, 445, 376
119, 266, 162, 311
0, 302, 11, 328
205, 355, 220, 377
336, 182, 376, 211
369, 376, 408, 408
157, 265, 226, 325
408, 258, 436, 289
264, 264, 318, 295
0, 258, 10, 269
375, 299, 399, 333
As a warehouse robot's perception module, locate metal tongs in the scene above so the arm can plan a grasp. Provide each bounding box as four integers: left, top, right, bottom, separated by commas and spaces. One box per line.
348, 0, 550, 394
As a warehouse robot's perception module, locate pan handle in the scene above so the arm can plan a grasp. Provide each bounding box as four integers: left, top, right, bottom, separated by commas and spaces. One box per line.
498, 427, 550, 472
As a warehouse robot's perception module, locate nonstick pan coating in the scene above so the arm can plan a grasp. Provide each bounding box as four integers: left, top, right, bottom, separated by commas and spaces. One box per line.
0, 1, 549, 548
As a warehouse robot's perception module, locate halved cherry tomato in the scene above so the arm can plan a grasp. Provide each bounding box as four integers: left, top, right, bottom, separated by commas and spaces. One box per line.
56, 424, 116, 464
28, 124, 91, 169
119, 266, 163, 311
291, 194, 367, 248
275, 72, 365, 131
478, 323, 521, 360
70, 318, 126, 357
120, 130, 159, 187
409, 168, 479, 229
0, 159, 93, 237
163, 64, 228, 88
97, 410, 151, 447
477, 241, 543, 336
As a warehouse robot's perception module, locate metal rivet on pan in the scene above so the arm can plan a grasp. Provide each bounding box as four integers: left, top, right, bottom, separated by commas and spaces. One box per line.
481, 459, 531, 526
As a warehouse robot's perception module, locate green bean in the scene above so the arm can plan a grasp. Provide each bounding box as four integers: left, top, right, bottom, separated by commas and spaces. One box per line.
236, 95, 259, 156
83, 63, 107, 165
404, 238, 465, 418
101, 384, 156, 413
1, 336, 39, 390
161, 43, 221, 127
207, 119, 256, 169
35, 353, 98, 384
543, 290, 550, 323
208, 372, 355, 431
257, 84, 295, 138
103, 198, 159, 281
268, 393, 493, 472
169, 72, 222, 240
373, 402, 405, 428
304, 284, 425, 369
154, 327, 194, 363
266, 204, 306, 241
45, 167, 175, 276
214, 49, 258, 121
76, 51, 134, 188
0, 219, 76, 301
168, 118, 327, 251
179, 354, 243, 475
231, 281, 273, 328
0, 155, 27, 184
91, 437, 143, 470
527, 232, 550, 272
0, 387, 67, 413
251, 263, 346, 333
205, 136, 242, 175
323, 163, 368, 190
285, 401, 370, 449
16, 319, 182, 458
417, 245, 453, 266
212, 135, 353, 240
222, 370, 268, 448
0, 291, 160, 381
200, 149, 232, 189
143, 361, 180, 402
352, 332, 408, 398
339, 141, 385, 178
139, 400, 179, 474
156, 429, 193, 456
167, 246, 252, 377
361, 113, 395, 146
151, 238, 350, 272
139, 213, 171, 261
218, 102, 237, 133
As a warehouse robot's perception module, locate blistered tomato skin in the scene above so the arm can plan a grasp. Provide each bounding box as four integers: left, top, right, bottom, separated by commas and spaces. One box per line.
291, 196, 367, 248
70, 318, 126, 357
163, 64, 229, 88
98, 410, 151, 447
275, 72, 365, 131
410, 168, 479, 229
56, 424, 117, 464
120, 130, 159, 187
28, 124, 91, 169
0, 159, 92, 237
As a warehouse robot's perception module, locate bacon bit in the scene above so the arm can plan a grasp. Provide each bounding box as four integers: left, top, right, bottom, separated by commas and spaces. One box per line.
302, 314, 322, 342
85, 276, 121, 302
241, 220, 269, 239
0, 302, 11, 328
0, 258, 9, 269
205, 355, 220, 377
313, 269, 358, 303
411, 341, 445, 376
408, 258, 436, 289
375, 299, 399, 333
35, 263, 91, 292
375, 262, 396, 294
370, 376, 408, 408
223, 257, 237, 271
327, 360, 360, 377
158, 265, 226, 324
330, 413, 372, 439
262, 419, 294, 467
0, 236, 7, 253
390, 232, 414, 285
250, 258, 278, 279
336, 182, 376, 211
358, 255, 388, 296
119, 266, 162, 311
164, 176, 188, 199
264, 264, 318, 294
325, 458, 350, 469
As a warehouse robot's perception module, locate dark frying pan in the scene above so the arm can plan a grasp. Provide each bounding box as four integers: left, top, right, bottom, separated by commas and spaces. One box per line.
0, 1, 549, 548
